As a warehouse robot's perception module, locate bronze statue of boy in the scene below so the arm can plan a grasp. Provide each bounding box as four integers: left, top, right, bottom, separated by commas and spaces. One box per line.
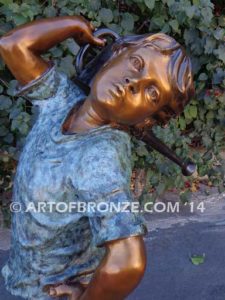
0, 16, 194, 300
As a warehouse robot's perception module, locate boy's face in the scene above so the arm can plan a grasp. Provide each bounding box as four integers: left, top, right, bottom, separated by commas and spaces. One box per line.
90, 44, 182, 127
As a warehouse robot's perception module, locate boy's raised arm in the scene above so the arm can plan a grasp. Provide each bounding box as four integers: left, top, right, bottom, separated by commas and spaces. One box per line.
0, 16, 104, 85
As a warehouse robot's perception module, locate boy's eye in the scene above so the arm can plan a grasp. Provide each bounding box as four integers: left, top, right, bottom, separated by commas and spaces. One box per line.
145, 86, 159, 104
130, 55, 144, 72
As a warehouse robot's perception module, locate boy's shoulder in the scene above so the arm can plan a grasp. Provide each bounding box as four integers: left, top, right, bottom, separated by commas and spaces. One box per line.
80, 126, 131, 155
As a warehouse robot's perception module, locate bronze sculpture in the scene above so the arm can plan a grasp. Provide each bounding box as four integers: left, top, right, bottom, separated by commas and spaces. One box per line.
0, 16, 195, 300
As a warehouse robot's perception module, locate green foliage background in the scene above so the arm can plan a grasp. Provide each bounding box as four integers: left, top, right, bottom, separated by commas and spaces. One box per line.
0, 0, 224, 207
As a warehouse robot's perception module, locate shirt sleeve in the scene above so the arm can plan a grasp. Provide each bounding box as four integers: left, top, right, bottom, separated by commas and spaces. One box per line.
14, 65, 84, 103
75, 130, 147, 247
14, 66, 60, 100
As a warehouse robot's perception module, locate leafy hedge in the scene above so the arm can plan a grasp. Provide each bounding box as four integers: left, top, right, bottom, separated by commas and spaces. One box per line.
0, 0, 224, 205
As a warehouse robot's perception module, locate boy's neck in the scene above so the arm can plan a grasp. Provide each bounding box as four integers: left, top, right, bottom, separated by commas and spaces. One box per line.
62, 97, 106, 134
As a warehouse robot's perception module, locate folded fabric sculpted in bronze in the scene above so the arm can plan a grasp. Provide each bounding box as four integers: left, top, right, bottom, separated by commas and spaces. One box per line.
0, 16, 195, 300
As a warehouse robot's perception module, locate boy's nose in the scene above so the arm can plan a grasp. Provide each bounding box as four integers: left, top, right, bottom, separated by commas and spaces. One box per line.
124, 81, 137, 93
124, 77, 139, 85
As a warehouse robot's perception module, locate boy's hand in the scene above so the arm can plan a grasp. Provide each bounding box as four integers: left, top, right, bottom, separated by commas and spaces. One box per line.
75, 16, 105, 47
48, 283, 84, 300
0, 15, 106, 84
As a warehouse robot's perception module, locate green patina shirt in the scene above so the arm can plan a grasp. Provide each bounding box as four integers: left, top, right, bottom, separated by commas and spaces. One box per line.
2, 67, 147, 300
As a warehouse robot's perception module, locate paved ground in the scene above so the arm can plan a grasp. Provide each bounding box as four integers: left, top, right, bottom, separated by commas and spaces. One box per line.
1, 187, 225, 300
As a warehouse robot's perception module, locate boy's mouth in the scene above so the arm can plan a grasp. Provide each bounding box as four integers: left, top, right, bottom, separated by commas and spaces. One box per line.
110, 83, 125, 98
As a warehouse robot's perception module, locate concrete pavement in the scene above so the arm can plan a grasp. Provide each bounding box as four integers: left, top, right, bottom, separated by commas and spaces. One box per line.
1, 187, 225, 300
